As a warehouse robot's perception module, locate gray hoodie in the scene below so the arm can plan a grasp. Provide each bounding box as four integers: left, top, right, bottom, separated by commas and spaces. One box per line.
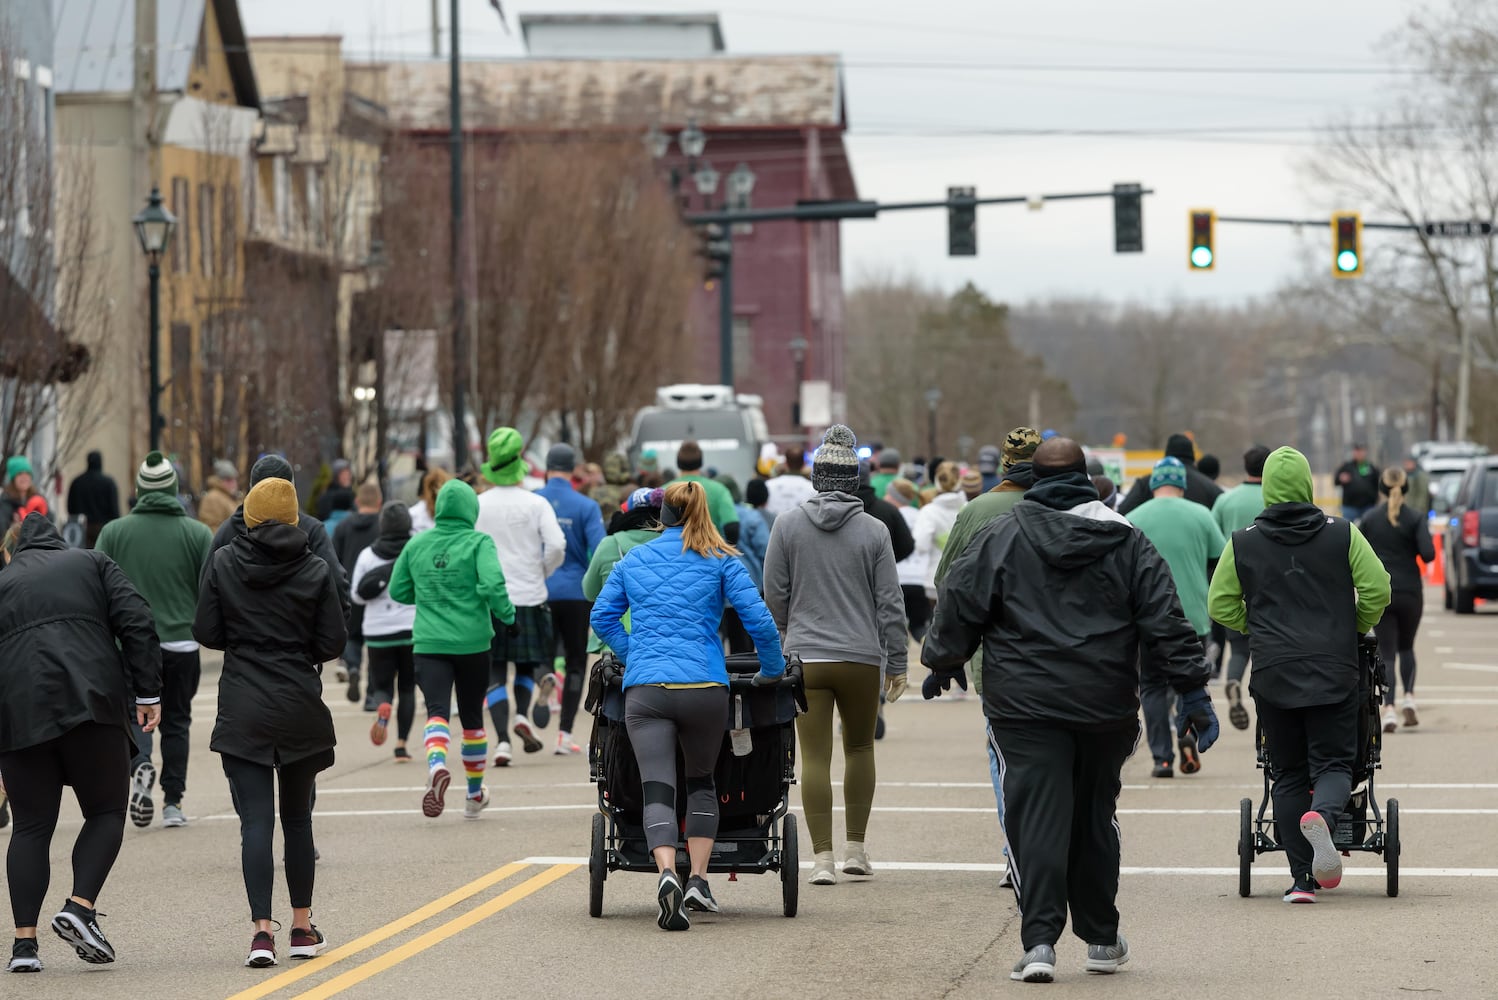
762, 492, 908, 675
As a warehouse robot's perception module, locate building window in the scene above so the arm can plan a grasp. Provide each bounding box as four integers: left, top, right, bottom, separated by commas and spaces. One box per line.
171, 177, 191, 274
170, 321, 194, 421
221, 189, 237, 276
732, 316, 753, 380
273, 157, 289, 239
198, 183, 215, 278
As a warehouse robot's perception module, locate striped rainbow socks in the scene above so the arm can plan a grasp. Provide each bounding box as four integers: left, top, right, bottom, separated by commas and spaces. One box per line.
425, 717, 450, 772
461, 729, 487, 799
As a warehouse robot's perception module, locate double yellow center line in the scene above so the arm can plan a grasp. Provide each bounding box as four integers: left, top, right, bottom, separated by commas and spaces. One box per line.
225, 861, 577, 1000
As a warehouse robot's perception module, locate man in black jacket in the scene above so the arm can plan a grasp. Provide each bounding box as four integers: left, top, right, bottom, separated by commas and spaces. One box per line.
66, 451, 120, 548
1117, 432, 1223, 514
1334, 443, 1380, 522
924, 438, 1217, 983
855, 461, 915, 562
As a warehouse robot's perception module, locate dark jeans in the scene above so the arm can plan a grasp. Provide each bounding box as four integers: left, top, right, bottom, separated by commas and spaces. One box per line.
990, 720, 1140, 950
1254, 690, 1359, 882
550, 599, 592, 734
416, 652, 489, 732
624, 685, 729, 853
1375, 590, 1422, 702
2, 722, 131, 927
221, 749, 333, 922
130, 647, 202, 804
366, 643, 417, 741
901, 585, 931, 641
1139, 635, 1206, 765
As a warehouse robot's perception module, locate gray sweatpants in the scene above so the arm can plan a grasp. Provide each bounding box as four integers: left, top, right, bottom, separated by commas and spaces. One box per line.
624, 684, 729, 853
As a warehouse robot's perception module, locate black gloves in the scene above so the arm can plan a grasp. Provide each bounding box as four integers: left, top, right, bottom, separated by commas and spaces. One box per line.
1176, 687, 1220, 753
922, 669, 968, 700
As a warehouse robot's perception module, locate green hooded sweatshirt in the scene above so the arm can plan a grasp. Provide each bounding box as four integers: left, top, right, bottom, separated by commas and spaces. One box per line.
390, 480, 515, 655
1209, 447, 1389, 635
95, 490, 212, 643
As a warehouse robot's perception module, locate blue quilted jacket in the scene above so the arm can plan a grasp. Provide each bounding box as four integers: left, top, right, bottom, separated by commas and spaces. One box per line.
591, 526, 786, 688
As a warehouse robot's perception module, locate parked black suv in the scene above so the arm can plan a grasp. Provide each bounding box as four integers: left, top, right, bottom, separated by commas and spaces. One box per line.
1445, 455, 1498, 613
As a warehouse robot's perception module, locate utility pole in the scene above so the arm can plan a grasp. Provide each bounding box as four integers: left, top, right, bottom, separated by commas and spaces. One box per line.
448, 0, 467, 471
718, 228, 734, 387
1455, 316, 1472, 442
133, 0, 157, 461
430, 0, 441, 58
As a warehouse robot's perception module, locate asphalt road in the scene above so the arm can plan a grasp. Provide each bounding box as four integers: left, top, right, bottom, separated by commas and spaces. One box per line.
6, 589, 1496, 999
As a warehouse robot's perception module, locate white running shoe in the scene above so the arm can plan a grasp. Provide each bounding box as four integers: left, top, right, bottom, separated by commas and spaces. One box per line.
463, 787, 490, 820
842, 843, 873, 877
493, 741, 513, 767
422, 765, 451, 818
809, 851, 837, 885
514, 716, 543, 753
554, 732, 583, 755
1382, 706, 1398, 734
1402, 695, 1419, 728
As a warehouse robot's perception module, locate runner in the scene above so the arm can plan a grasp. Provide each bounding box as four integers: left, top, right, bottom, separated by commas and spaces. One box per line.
96, 451, 213, 829
1125, 458, 1226, 778
1358, 467, 1434, 733
194, 477, 345, 967
669, 442, 739, 542
0, 513, 160, 973
473, 429, 564, 761
350, 502, 419, 761
1117, 433, 1224, 514
409, 468, 450, 534
763, 447, 815, 516
885, 479, 928, 641
1210, 445, 1270, 730
538, 443, 606, 756
389, 479, 516, 818
333, 482, 383, 705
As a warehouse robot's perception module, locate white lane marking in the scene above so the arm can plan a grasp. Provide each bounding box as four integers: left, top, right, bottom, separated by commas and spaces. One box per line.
1444, 663, 1498, 673
307, 780, 1498, 797
521, 856, 1498, 878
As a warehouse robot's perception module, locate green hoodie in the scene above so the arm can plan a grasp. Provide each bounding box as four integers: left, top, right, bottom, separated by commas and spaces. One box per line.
390, 480, 515, 655
1209, 447, 1390, 634
95, 491, 212, 642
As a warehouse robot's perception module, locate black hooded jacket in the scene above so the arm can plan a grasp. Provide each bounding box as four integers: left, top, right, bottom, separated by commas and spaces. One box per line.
0, 513, 161, 752
193, 521, 345, 767
66, 451, 121, 531
855, 485, 916, 562
1117, 434, 1225, 515
211, 505, 348, 614
924, 496, 1209, 726
333, 510, 380, 638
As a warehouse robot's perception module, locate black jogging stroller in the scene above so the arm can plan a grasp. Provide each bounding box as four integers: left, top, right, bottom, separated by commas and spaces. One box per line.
585, 651, 806, 918
1238, 635, 1401, 897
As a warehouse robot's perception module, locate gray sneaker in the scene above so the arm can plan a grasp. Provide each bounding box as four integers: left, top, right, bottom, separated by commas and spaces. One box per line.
161, 804, 188, 828
1085, 933, 1130, 974
1010, 944, 1056, 983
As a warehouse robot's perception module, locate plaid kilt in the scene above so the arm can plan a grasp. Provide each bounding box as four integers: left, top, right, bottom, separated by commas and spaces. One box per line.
490, 605, 553, 666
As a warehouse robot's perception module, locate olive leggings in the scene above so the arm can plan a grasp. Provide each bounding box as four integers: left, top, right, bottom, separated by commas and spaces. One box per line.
796, 661, 882, 854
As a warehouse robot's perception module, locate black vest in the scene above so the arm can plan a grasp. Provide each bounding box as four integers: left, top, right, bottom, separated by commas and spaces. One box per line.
1233, 516, 1359, 708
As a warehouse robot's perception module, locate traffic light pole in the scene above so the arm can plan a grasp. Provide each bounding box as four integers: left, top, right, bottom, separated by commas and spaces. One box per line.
718, 228, 734, 387
684, 187, 1153, 227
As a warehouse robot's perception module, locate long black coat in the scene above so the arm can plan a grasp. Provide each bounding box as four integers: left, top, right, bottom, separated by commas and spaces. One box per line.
194, 521, 345, 767
0, 513, 161, 753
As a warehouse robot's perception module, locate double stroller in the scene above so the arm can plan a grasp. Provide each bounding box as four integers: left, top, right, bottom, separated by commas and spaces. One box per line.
1238, 637, 1402, 897
584, 651, 805, 918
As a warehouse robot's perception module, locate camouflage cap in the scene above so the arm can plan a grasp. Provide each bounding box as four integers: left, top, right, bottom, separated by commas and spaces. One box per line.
1002, 427, 1042, 470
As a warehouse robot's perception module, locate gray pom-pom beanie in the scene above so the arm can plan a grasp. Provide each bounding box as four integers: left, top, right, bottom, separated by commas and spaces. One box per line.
812, 424, 861, 493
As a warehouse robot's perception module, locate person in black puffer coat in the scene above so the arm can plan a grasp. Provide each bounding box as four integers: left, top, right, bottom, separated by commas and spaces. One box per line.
194, 478, 345, 969
0, 512, 161, 972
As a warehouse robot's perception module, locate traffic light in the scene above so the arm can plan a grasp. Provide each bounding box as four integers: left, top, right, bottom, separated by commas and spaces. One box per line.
948, 186, 977, 256
696, 224, 730, 288
1331, 211, 1362, 278
1188, 209, 1215, 270
1113, 183, 1143, 253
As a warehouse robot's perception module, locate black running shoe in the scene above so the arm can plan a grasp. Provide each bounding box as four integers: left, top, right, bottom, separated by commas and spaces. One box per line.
7, 938, 42, 973
346, 668, 361, 704
684, 876, 720, 913
245, 931, 277, 968
128, 760, 156, 828
874, 712, 886, 741
1178, 732, 1201, 775
51, 901, 114, 965
289, 925, 328, 960
656, 871, 691, 931
1151, 760, 1173, 778
1283, 874, 1319, 904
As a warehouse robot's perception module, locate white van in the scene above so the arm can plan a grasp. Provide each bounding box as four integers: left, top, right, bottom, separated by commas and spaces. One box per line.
629, 385, 769, 486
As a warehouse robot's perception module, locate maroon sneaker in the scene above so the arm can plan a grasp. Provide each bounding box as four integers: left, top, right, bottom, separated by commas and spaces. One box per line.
289, 925, 328, 960
245, 931, 277, 968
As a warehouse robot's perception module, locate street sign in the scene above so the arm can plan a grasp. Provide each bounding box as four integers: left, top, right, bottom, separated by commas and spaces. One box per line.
1423, 221, 1494, 237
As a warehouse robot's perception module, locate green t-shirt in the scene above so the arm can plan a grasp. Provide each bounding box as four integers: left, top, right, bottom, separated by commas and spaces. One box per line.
1126, 495, 1226, 635
672, 473, 740, 532
1211, 482, 1264, 537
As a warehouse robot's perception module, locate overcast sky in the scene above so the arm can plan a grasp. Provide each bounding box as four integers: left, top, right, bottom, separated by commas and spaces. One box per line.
242, 0, 1414, 304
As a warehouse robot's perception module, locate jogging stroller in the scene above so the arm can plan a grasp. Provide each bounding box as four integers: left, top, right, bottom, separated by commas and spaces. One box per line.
585, 651, 806, 918
1238, 635, 1401, 897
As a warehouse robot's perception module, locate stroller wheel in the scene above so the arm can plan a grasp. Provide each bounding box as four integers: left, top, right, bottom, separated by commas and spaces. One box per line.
589, 812, 607, 918
1238, 798, 1254, 898
1385, 799, 1399, 898
781, 814, 800, 918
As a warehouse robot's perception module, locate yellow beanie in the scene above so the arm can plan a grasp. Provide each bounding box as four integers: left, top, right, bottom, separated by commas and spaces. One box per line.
244, 477, 300, 529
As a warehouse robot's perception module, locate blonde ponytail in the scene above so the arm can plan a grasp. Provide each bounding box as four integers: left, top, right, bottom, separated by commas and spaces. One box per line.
664, 480, 739, 558
1382, 467, 1407, 526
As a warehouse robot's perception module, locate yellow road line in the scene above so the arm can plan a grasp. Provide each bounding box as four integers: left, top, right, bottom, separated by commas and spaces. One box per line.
287, 864, 579, 1000
223, 862, 530, 1000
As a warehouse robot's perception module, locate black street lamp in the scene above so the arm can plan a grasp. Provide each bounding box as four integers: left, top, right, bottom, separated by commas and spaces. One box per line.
133, 187, 176, 453
789, 337, 808, 428
924, 387, 943, 469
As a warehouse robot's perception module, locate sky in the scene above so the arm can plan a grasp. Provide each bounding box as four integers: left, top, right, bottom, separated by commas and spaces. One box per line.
241, 0, 1416, 304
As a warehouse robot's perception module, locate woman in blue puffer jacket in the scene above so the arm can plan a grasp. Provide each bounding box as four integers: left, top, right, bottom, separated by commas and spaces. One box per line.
591, 479, 785, 931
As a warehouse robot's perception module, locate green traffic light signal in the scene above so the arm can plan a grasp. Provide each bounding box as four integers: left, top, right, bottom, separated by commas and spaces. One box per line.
1188, 210, 1215, 271
1191, 246, 1214, 269
1332, 212, 1362, 278
1336, 249, 1360, 272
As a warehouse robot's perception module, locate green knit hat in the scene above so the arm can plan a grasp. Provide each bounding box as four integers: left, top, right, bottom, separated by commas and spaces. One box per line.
480, 427, 527, 486
5, 455, 33, 483
136, 450, 177, 494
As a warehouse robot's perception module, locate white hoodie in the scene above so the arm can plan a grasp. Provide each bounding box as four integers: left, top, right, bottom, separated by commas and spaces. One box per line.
914, 490, 967, 593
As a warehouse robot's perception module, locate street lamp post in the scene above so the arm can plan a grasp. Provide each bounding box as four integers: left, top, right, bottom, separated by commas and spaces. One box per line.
133, 187, 176, 453
924, 387, 942, 469
789, 337, 808, 428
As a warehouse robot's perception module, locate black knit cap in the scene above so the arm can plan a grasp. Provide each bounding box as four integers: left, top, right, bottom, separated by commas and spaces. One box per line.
812, 424, 861, 493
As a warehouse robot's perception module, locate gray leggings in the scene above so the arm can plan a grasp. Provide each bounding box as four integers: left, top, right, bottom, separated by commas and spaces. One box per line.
624, 684, 729, 853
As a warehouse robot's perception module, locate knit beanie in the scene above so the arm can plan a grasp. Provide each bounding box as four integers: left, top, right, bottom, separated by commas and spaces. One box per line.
244, 477, 300, 529
626, 486, 664, 512
978, 445, 1001, 474
378, 500, 412, 539
251, 454, 295, 486
5, 455, 33, 483
1002, 427, 1042, 471
960, 469, 983, 494
811, 425, 861, 493
877, 447, 901, 470
546, 442, 577, 473
1149, 456, 1188, 493
213, 459, 238, 481
136, 450, 177, 494
481, 427, 526, 486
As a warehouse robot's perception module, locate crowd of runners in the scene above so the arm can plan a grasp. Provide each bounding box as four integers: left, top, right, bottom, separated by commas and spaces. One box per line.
0, 420, 1415, 982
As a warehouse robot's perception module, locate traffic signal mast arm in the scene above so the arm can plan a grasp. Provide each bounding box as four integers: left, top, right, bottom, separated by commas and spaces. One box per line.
681, 188, 1154, 226
1212, 215, 1492, 234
